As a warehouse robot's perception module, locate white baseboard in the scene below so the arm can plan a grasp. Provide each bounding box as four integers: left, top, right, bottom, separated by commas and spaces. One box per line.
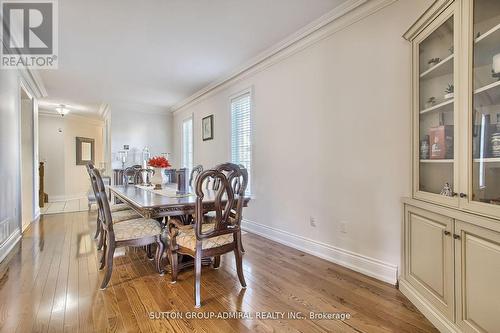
49, 193, 87, 202
22, 212, 40, 233
399, 280, 460, 333
0, 229, 21, 264
242, 219, 398, 285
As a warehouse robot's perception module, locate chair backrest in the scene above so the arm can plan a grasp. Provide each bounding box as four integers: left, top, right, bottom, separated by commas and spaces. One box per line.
91, 168, 115, 239
123, 165, 142, 185
85, 162, 99, 195
213, 163, 248, 196
164, 169, 176, 184
189, 165, 203, 187
194, 168, 246, 240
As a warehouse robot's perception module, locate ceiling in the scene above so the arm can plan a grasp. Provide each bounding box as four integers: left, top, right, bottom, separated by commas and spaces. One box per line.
39, 0, 349, 118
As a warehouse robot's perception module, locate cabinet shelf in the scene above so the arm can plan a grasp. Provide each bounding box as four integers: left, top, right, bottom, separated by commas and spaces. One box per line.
474, 23, 500, 67
474, 80, 500, 104
420, 99, 454, 114
475, 22, 500, 44
420, 159, 454, 163
473, 157, 500, 163
420, 54, 454, 80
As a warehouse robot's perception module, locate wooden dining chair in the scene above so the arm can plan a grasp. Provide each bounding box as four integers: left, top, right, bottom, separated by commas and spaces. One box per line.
92, 168, 165, 289
189, 165, 204, 187
123, 165, 143, 185
86, 163, 141, 250
206, 163, 248, 257
168, 169, 247, 307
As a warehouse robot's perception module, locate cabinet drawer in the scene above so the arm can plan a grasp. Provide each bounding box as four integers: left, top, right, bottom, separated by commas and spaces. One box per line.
404, 205, 455, 321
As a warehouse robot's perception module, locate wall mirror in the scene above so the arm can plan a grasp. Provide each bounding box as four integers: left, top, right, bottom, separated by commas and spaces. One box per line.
76, 137, 95, 165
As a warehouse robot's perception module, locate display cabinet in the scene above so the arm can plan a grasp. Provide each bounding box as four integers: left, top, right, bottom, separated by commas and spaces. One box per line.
402, 1, 500, 332
411, 2, 459, 207
405, 0, 500, 219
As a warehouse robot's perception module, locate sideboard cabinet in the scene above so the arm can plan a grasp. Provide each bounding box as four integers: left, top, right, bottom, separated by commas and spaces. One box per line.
401, 1, 500, 332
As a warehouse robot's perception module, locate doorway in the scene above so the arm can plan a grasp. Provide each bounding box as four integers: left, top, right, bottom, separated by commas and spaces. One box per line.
20, 85, 36, 232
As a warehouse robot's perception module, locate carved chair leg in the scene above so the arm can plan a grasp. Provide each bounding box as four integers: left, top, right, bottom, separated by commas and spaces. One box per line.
213, 256, 221, 269
234, 237, 246, 288
155, 237, 165, 275
169, 249, 178, 283
238, 231, 245, 253
194, 249, 202, 308
100, 244, 115, 290
99, 231, 107, 270
146, 244, 154, 260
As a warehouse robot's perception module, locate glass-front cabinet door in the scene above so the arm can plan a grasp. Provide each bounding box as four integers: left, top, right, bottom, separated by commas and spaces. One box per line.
466, 0, 500, 215
414, 4, 459, 206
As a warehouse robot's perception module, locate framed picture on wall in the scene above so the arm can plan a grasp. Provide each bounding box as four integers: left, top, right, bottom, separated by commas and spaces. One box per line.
202, 115, 214, 141
76, 137, 95, 165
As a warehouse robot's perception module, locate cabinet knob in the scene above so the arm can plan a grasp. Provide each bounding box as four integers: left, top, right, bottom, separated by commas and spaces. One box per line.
453, 234, 461, 240
452, 192, 458, 197
459, 193, 467, 198
443, 230, 451, 236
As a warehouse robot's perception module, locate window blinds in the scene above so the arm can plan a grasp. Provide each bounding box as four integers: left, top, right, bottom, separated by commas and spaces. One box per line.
231, 92, 252, 194
182, 117, 193, 170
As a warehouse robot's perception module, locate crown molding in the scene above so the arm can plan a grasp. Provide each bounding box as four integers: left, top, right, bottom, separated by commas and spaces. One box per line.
402, 0, 453, 41
39, 109, 104, 125
18, 68, 48, 98
98, 103, 111, 119
172, 0, 396, 114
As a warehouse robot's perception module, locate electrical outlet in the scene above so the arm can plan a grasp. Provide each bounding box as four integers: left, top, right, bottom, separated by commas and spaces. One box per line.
340, 221, 348, 234
309, 217, 317, 227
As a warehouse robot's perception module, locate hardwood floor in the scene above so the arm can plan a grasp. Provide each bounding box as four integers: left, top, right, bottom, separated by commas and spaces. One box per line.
0, 211, 437, 333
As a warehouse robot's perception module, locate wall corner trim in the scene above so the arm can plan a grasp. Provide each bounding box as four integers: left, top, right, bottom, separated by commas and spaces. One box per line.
171, 0, 396, 114
242, 219, 399, 285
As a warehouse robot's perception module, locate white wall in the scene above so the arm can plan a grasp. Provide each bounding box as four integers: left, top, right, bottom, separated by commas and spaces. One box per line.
172, 0, 434, 284
111, 103, 173, 169
39, 114, 104, 201
20, 97, 34, 231
0, 71, 23, 261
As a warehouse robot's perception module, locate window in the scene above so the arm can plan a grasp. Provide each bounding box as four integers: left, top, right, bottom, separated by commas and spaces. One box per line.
182, 116, 193, 170
231, 90, 252, 195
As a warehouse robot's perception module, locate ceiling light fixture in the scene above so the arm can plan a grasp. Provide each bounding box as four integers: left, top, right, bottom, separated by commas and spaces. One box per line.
55, 104, 69, 117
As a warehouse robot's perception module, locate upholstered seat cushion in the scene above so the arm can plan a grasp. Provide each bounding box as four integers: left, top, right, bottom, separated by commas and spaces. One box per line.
110, 203, 131, 212
175, 223, 234, 250
113, 218, 163, 241
111, 209, 142, 223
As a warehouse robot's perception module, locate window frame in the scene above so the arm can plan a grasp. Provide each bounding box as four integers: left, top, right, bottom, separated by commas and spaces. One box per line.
229, 87, 254, 197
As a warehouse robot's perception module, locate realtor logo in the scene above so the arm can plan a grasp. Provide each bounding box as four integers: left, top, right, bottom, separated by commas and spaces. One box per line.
1, 0, 58, 69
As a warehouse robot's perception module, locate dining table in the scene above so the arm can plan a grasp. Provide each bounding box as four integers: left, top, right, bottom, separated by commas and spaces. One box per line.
108, 183, 251, 271
108, 183, 250, 220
